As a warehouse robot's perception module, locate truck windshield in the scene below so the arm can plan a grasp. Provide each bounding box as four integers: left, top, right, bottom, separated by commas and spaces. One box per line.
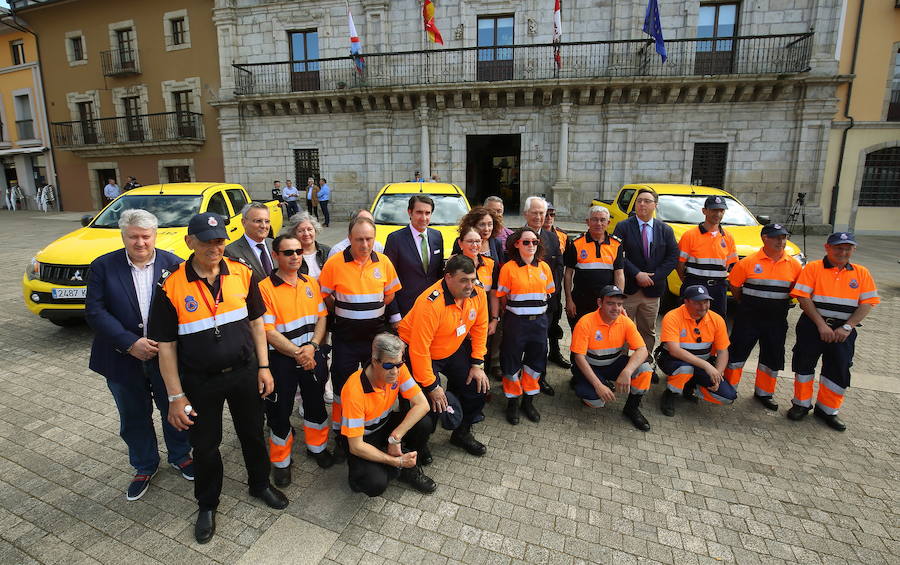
655, 194, 758, 226
372, 194, 469, 225
91, 195, 203, 228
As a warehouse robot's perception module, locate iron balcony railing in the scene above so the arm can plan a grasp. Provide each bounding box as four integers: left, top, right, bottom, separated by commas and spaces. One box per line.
100, 48, 140, 76
50, 111, 204, 148
233, 33, 813, 96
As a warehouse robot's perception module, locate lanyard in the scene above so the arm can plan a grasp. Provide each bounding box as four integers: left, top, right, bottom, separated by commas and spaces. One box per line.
195, 276, 224, 339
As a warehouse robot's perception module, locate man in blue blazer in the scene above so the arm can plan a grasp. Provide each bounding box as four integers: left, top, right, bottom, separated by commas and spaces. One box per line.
86, 209, 192, 502
384, 195, 444, 319
612, 187, 679, 357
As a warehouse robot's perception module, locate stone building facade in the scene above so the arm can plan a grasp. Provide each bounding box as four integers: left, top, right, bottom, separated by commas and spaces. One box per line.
214, 0, 844, 222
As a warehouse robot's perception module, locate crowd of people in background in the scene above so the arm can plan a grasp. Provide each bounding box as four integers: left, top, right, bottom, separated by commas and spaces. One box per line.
84, 187, 879, 544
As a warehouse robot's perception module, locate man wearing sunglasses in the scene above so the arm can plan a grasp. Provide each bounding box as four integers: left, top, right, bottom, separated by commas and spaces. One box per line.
657, 284, 735, 416
398, 255, 490, 458
341, 333, 435, 496
258, 235, 333, 487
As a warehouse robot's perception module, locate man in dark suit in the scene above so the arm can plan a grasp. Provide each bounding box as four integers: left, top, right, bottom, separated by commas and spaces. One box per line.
86, 209, 192, 502
384, 195, 444, 318
522, 195, 565, 394
612, 187, 679, 357
224, 202, 274, 275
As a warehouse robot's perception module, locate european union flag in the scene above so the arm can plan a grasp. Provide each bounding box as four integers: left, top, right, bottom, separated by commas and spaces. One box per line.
642, 0, 667, 63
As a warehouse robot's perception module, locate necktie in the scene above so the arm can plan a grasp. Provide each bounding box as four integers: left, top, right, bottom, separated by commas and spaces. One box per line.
641, 222, 650, 260
420, 233, 429, 271
257, 243, 273, 274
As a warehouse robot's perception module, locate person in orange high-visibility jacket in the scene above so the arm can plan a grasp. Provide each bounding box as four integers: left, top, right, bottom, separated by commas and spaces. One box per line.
570, 285, 652, 431
398, 255, 490, 459
724, 224, 802, 411
657, 284, 734, 417
318, 216, 400, 462
676, 195, 738, 316
149, 213, 287, 545
787, 232, 879, 432
258, 235, 331, 487
496, 228, 555, 425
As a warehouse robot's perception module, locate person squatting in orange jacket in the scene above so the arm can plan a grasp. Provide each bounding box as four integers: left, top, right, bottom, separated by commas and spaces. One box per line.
398, 255, 491, 460
723, 223, 802, 411
786, 232, 879, 432
258, 234, 332, 488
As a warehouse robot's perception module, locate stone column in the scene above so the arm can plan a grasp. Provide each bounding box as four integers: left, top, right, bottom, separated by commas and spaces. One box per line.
417, 103, 431, 179
551, 102, 574, 217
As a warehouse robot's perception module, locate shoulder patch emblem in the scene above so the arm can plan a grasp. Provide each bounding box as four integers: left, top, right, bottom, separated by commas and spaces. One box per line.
306, 286, 314, 298
539, 272, 547, 281
580, 249, 588, 260
469, 308, 476, 321
753, 264, 763, 274
184, 295, 199, 312
427, 290, 441, 302
680, 328, 687, 338
372, 267, 382, 280
849, 279, 858, 289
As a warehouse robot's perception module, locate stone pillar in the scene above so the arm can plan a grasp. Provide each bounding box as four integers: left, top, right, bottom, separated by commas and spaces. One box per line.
551, 102, 574, 217
417, 103, 431, 179
212, 1, 238, 101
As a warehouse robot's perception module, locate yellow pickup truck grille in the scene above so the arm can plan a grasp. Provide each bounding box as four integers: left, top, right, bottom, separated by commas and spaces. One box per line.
40, 264, 90, 286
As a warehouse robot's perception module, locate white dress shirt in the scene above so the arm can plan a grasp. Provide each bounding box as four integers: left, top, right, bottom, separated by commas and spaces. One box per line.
126, 251, 156, 336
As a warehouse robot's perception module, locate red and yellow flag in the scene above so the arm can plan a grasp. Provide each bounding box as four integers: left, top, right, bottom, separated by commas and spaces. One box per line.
423, 0, 444, 45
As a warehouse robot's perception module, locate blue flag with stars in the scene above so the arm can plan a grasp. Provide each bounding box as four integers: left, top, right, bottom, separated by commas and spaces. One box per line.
642, 0, 667, 63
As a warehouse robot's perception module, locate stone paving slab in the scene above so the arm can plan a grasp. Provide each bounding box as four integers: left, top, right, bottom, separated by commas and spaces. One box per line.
0, 211, 898, 564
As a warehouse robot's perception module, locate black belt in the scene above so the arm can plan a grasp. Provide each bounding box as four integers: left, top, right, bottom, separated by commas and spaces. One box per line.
212, 357, 252, 375
509, 313, 544, 321
822, 317, 850, 328
687, 277, 726, 287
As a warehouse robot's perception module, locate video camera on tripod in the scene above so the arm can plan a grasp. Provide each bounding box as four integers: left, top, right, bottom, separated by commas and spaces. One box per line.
786, 192, 807, 256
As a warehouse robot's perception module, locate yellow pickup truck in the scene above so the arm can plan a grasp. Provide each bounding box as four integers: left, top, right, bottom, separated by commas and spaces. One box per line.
592, 183, 805, 298
22, 183, 284, 326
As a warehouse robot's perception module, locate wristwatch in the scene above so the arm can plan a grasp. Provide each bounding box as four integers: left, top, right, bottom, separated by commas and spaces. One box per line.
302, 340, 321, 352
841, 324, 852, 332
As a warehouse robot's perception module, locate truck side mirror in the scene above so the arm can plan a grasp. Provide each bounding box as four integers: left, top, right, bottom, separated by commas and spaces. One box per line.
756, 215, 770, 224
81, 214, 93, 227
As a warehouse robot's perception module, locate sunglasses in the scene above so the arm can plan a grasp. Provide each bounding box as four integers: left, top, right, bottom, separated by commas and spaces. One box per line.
378, 361, 403, 370
277, 249, 303, 256
519, 240, 539, 246
693, 327, 702, 343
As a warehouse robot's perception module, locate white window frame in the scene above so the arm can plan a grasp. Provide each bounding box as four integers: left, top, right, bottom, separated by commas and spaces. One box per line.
12, 88, 38, 143
158, 158, 195, 183
163, 9, 191, 51
107, 19, 140, 71
65, 31, 87, 67
161, 77, 201, 114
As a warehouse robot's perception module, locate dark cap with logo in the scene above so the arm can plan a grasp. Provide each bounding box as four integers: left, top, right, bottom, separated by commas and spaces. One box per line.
703, 195, 728, 210
188, 212, 229, 242
600, 284, 627, 298
826, 231, 857, 246
439, 391, 464, 430
761, 223, 790, 237
683, 284, 712, 301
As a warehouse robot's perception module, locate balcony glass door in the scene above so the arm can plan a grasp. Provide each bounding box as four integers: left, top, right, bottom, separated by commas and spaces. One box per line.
116, 28, 136, 71
289, 30, 320, 92
123, 96, 143, 141
477, 16, 514, 81
695, 3, 738, 74
78, 101, 97, 145
173, 91, 195, 138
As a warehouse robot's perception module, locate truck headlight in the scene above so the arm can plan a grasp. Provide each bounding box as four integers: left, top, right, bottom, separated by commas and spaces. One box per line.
26, 257, 41, 280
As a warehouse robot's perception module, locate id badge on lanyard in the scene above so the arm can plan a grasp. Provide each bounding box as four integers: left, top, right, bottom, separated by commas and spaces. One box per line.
196, 277, 224, 341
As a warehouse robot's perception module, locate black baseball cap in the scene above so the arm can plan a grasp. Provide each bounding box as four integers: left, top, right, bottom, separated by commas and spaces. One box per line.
682, 285, 711, 301
438, 391, 464, 430
826, 231, 857, 246
761, 223, 790, 237
703, 195, 728, 210
600, 285, 627, 298
188, 212, 229, 242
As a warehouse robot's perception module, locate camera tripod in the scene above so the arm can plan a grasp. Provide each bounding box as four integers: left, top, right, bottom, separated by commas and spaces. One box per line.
786, 192, 807, 257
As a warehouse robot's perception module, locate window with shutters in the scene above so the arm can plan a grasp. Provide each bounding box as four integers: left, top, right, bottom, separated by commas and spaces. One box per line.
859, 147, 900, 207
294, 149, 320, 185
10, 40, 25, 65
691, 143, 728, 188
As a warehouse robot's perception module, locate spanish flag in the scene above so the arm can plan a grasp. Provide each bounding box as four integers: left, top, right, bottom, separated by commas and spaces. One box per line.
423, 0, 444, 45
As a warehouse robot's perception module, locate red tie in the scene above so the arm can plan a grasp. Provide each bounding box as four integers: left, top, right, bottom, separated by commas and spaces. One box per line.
641, 222, 650, 260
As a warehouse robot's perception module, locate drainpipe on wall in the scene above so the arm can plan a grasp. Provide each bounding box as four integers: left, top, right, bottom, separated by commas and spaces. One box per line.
4, 10, 61, 211
828, 0, 865, 228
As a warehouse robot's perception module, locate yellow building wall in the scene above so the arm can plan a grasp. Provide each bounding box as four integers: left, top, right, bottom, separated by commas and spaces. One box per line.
0, 29, 43, 145
820, 0, 900, 232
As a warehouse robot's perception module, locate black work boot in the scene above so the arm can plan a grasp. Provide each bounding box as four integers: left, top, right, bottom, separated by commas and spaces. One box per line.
272, 464, 291, 488
682, 380, 698, 403
786, 403, 811, 421
521, 395, 541, 423
622, 393, 651, 431
660, 389, 677, 417
506, 398, 520, 425
450, 425, 487, 456
399, 465, 437, 494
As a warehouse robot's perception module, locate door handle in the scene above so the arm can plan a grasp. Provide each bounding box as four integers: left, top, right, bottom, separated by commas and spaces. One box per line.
229, 226, 238, 231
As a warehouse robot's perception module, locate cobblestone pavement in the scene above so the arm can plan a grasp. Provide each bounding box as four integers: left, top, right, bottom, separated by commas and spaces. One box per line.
0, 210, 898, 565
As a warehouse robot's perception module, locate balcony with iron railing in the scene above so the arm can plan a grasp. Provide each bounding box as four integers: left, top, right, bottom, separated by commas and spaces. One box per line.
233, 34, 813, 97
100, 48, 140, 77
50, 111, 205, 157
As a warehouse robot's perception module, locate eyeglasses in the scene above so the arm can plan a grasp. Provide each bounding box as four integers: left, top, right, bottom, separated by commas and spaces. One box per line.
462, 239, 482, 246
277, 249, 302, 256
377, 360, 403, 370
519, 240, 539, 246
